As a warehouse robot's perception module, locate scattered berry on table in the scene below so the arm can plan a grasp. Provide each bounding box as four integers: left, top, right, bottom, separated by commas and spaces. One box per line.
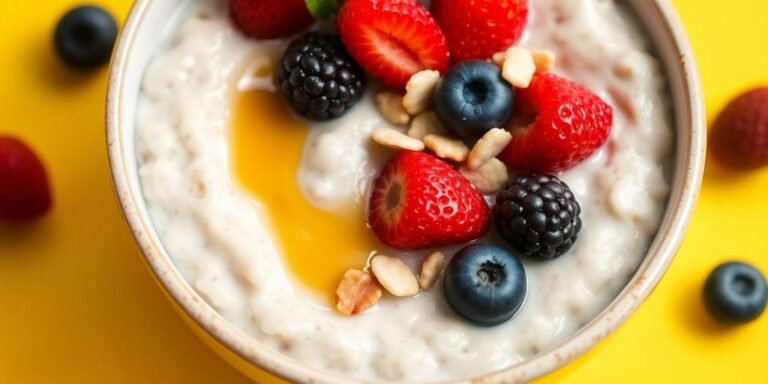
431, 0, 528, 62
54, 5, 118, 70
703, 261, 767, 324
277, 32, 366, 121
493, 173, 581, 261
443, 244, 527, 326
499, 73, 613, 173
368, 151, 489, 250
337, 0, 450, 88
230, 0, 314, 39
433, 60, 514, 139
0, 137, 52, 221
710, 87, 768, 170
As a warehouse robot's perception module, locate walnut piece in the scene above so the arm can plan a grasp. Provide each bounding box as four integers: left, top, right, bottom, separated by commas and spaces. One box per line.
335, 269, 383, 316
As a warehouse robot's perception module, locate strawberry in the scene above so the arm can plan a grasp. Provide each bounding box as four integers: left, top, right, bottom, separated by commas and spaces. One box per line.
710, 87, 768, 170
431, 0, 528, 62
230, 0, 314, 39
499, 73, 613, 173
0, 136, 52, 221
368, 151, 489, 250
337, 0, 450, 89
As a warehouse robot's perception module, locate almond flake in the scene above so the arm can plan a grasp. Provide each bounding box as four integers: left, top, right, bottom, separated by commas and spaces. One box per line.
502, 47, 536, 88
403, 70, 441, 115
375, 91, 410, 125
468, 128, 513, 170
372, 127, 425, 151
407, 111, 447, 140
530, 49, 556, 72
370, 255, 420, 297
419, 251, 446, 290
459, 158, 509, 194
423, 134, 469, 162
335, 269, 383, 316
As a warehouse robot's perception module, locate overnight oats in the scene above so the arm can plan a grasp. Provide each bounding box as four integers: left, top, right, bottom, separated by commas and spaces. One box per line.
136, 0, 673, 381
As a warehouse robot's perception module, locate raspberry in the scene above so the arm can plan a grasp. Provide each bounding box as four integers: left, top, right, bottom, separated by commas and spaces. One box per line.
277, 32, 366, 121
493, 174, 582, 261
710, 87, 768, 170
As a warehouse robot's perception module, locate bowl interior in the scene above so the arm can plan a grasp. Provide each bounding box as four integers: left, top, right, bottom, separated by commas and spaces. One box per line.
106, 0, 705, 383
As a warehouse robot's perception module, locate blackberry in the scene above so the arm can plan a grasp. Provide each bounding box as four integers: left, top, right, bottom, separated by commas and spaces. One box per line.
493, 174, 582, 261
277, 32, 365, 121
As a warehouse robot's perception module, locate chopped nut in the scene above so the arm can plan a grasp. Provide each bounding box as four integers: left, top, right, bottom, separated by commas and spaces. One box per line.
502, 47, 536, 88
403, 70, 441, 115
375, 91, 410, 125
407, 111, 447, 140
468, 128, 513, 170
335, 269, 383, 316
423, 134, 469, 162
370, 255, 420, 297
492, 51, 506, 66
530, 49, 556, 72
459, 158, 509, 193
419, 251, 445, 290
372, 127, 425, 151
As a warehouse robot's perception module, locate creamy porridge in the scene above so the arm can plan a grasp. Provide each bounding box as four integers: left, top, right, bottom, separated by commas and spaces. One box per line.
136, 0, 672, 381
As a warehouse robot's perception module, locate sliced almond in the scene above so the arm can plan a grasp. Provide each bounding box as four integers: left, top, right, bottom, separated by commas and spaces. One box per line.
423, 134, 469, 162
407, 111, 447, 140
502, 47, 536, 88
375, 91, 410, 125
468, 128, 513, 170
530, 49, 556, 72
335, 269, 383, 316
459, 158, 509, 194
370, 255, 420, 297
403, 70, 441, 115
419, 251, 445, 290
371, 127, 425, 151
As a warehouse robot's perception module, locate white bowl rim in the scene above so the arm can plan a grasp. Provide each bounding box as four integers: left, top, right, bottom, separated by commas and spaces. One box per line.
106, 1, 707, 383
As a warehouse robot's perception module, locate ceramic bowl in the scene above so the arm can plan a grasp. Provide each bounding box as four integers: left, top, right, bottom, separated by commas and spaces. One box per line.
106, 0, 706, 382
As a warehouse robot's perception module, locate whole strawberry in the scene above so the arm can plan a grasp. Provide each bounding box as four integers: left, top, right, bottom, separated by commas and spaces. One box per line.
0, 136, 52, 221
230, 0, 314, 39
338, 0, 450, 88
431, 0, 528, 62
368, 151, 489, 250
499, 73, 613, 173
710, 87, 768, 170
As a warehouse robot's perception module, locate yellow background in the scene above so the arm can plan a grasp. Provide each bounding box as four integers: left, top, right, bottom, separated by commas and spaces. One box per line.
0, 0, 766, 382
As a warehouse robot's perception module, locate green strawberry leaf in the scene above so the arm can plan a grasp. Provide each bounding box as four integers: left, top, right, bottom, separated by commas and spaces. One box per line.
306, 0, 340, 19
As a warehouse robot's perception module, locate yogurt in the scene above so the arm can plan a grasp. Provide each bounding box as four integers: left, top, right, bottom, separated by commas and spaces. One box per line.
136, 0, 673, 381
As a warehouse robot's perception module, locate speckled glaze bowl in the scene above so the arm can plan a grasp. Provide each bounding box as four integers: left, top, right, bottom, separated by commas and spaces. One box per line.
106, 0, 706, 382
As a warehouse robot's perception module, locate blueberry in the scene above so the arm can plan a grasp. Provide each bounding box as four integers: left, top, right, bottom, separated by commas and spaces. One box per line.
54, 6, 118, 70
433, 60, 514, 138
443, 244, 527, 326
703, 261, 767, 324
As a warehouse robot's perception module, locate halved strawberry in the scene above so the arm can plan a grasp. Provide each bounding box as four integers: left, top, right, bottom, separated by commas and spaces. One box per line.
337, 0, 450, 89
0, 136, 52, 221
368, 151, 489, 250
499, 73, 613, 173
